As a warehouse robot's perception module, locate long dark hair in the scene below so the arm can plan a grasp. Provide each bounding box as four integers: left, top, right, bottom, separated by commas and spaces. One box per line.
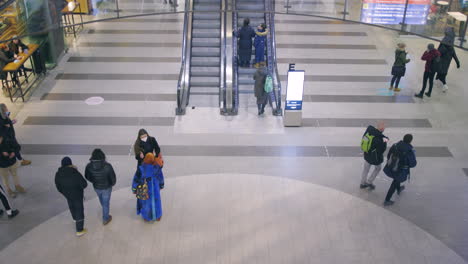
90, 148, 106, 161
134, 128, 149, 155
243, 18, 250, 27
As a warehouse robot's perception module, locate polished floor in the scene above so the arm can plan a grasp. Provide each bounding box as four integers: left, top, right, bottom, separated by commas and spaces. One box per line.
0, 4, 468, 264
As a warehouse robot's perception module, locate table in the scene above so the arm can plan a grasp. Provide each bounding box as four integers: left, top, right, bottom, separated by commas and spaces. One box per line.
2, 44, 45, 102
447, 12, 467, 22
62, 2, 84, 38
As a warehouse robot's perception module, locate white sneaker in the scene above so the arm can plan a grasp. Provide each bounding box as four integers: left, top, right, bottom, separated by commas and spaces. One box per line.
443, 85, 448, 93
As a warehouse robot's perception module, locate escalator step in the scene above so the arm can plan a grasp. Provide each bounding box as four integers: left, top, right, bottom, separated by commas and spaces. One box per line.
192, 37, 221, 47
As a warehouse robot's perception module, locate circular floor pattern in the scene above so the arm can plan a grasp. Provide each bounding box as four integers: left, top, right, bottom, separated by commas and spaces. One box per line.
0, 174, 465, 264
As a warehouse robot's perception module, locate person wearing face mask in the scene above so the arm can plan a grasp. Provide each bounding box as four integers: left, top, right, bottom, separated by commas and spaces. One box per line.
134, 129, 162, 168
0, 104, 31, 166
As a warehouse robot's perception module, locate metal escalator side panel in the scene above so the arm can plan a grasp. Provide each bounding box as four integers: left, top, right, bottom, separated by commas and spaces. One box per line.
266, 0, 283, 116
176, 0, 194, 115
232, 0, 239, 114
224, 0, 234, 114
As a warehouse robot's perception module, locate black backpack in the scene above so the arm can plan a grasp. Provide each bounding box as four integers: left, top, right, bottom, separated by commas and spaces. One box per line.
430, 56, 441, 73
386, 144, 408, 173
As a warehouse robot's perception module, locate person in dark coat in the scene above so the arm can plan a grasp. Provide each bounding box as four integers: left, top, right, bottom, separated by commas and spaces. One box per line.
9, 36, 28, 56
235, 18, 256, 68
253, 67, 267, 115
0, 133, 25, 198
134, 129, 161, 167
415, 43, 441, 98
85, 149, 116, 225
0, 44, 15, 83
0, 104, 31, 166
436, 29, 460, 93
389, 43, 410, 92
360, 122, 388, 190
55, 157, 88, 236
383, 134, 417, 206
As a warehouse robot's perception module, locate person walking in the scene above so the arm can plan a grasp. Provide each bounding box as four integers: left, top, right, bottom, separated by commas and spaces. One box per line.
55, 157, 88, 237
383, 134, 417, 206
0, 134, 25, 198
0, 182, 19, 219
436, 28, 461, 93
0, 104, 31, 166
414, 43, 441, 98
235, 18, 256, 68
134, 129, 161, 167
253, 23, 268, 68
389, 43, 410, 92
253, 67, 268, 115
132, 153, 164, 222
360, 122, 388, 190
85, 149, 116, 225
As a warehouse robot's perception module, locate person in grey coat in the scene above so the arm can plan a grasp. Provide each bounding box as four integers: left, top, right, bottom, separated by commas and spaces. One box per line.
253, 67, 267, 115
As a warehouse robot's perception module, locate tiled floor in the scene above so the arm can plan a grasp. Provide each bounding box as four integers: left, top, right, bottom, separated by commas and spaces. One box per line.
0, 4, 468, 264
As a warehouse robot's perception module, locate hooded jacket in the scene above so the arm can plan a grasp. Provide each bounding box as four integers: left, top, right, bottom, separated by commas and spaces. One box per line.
437, 43, 460, 75
55, 166, 88, 201
85, 160, 116, 190
384, 141, 417, 182
393, 48, 410, 67
363, 125, 388, 165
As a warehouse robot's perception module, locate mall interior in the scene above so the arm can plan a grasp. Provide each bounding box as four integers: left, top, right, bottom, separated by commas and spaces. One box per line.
0, 0, 467, 263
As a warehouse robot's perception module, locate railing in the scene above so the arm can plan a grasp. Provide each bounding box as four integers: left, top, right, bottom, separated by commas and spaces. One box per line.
266, 0, 283, 116
232, 0, 239, 115
221, 0, 235, 115
175, 0, 193, 115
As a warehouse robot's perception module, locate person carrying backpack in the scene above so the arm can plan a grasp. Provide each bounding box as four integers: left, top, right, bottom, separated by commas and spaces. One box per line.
253, 67, 268, 115
414, 43, 441, 98
360, 122, 388, 190
383, 134, 417, 206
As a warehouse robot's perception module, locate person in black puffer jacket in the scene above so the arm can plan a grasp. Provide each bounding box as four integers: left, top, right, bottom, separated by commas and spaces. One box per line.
360, 122, 388, 190
55, 157, 88, 236
85, 149, 116, 225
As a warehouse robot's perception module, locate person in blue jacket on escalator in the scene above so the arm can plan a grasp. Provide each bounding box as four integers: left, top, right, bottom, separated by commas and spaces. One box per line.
254, 23, 268, 68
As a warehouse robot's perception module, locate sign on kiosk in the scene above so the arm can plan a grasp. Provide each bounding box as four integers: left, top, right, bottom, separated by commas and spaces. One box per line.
285, 71, 305, 110
283, 64, 305, 127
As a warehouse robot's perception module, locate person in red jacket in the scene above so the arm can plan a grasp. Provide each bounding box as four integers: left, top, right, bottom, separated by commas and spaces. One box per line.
415, 44, 441, 98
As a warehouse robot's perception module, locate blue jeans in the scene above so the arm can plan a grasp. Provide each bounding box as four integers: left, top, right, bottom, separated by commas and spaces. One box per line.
95, 188, 112, 222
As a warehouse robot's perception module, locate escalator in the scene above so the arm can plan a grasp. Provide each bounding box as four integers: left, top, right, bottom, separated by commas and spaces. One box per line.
233, 0, 282, 115
189, 0, 222, 106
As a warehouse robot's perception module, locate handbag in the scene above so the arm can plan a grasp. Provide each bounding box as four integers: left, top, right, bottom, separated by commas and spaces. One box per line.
391, 65, 406, 77
135, 178, 149, 200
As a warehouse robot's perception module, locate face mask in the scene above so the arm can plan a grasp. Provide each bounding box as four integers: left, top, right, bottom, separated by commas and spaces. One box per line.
141, 137, 148, 142
6, 112, 10, 117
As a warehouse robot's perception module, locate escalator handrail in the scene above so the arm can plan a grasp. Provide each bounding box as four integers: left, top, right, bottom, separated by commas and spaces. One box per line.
220, 0, 227, 112
176, 0, 193, 115
266, 0, 283, 116
232, 0, 239, 114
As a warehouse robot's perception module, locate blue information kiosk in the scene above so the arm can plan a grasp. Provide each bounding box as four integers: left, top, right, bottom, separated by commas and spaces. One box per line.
283, 64, 305, 127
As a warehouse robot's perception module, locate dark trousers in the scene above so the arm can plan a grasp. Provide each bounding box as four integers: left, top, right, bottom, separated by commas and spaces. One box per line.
436, 73, 447, 85
390, 75, 402, 88
385, 179, 401, 202
67, 198, 85, 232
256, 94, 268, 113
419, 71, 436, 95
0, 185, 12, 211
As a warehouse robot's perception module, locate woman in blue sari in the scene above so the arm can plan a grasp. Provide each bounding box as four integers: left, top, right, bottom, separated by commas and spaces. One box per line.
132, 153, 164, 222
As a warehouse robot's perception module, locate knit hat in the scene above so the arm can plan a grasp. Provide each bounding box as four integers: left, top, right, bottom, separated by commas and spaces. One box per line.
61, 157, 72, 167
143, 153, 155, 165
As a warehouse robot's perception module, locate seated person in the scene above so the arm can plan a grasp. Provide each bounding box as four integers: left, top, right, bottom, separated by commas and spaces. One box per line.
0, 44, 22, 86
9, 36, 32, 72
